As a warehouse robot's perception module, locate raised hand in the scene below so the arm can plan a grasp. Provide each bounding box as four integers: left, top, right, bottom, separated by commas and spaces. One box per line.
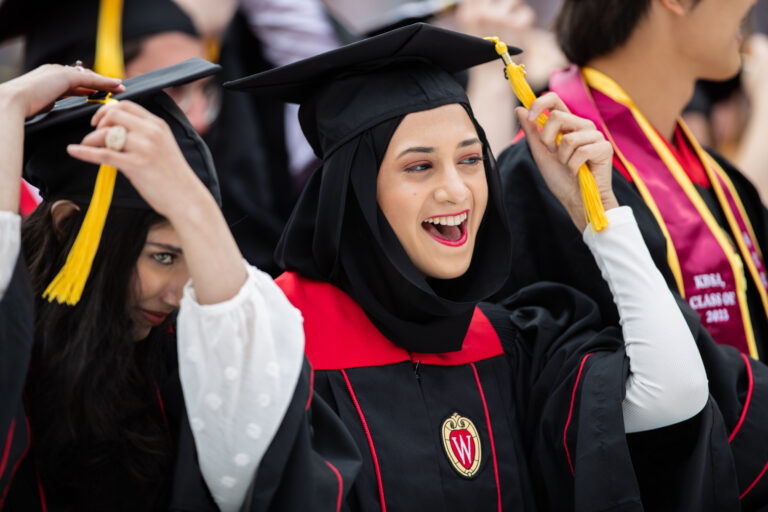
0, 64, 124, 119
67, 99, 246, 305
0, 64, 124, 212
66, 100, 211, 220
516, 92, 617, 232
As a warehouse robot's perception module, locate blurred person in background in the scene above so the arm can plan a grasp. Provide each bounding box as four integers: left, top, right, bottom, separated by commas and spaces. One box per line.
321, 0, 567, 156
435, 0, 567, 155
0, 0, 212, 220
735, 33, 768, 202
204, 0, 342, 275
498, 0, 768, 363
683, 29, 768, 204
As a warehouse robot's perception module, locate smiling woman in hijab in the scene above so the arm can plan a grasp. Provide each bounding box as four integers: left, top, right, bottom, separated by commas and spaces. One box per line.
163, 24, 768, 511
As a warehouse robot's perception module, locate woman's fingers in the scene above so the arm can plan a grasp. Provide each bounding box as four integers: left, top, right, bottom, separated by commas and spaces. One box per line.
2, 64, 125, 118
90, 103, 159, 137
91, 100, 158, 127
60, 66, 125, 96
557, 130, 606, 174
528, 92, 570, 123
515, 107, 549, 160
563, 140, 611, 176
66, 143, 134, 173
540, 110, 596, 153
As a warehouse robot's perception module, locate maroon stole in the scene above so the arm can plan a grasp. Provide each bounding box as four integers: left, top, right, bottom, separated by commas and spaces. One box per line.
549, 65, 768, 358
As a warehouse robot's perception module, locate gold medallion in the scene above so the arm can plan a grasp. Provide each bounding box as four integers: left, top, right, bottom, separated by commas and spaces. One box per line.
441, 412, 482, 478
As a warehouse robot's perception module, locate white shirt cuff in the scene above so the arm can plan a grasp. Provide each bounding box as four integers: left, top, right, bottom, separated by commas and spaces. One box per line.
0, 211, 22, 301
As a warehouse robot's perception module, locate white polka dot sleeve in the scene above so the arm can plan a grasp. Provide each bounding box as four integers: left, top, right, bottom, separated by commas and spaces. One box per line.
177, 262, 305, 512
0, 211, 21, 301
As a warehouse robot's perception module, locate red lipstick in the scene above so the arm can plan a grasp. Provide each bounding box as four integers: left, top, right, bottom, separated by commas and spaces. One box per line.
422, 209, 469, 247
142, 310, 168, 326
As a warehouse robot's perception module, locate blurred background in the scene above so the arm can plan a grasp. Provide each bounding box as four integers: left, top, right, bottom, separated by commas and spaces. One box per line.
1, 0, 765, 266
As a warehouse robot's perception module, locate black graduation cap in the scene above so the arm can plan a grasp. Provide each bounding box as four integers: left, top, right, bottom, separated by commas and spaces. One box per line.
0, 0, 198, 71
24, 57, 221, 207
224, 23, 520, 158
23, 57, 220, 305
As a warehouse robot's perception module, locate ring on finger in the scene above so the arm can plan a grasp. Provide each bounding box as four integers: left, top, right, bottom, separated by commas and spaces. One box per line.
105, 125, 128, 152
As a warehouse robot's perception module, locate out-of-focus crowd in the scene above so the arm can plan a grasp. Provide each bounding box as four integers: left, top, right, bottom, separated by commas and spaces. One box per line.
1, 0, 767, 251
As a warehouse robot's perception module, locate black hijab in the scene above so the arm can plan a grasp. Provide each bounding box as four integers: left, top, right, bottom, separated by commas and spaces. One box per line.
274, 62, 513, 353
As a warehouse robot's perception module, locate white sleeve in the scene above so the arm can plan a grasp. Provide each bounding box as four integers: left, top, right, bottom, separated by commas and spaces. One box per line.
0, 211, 22, 301
177, 262, 305, 512
582, 206, 709, 433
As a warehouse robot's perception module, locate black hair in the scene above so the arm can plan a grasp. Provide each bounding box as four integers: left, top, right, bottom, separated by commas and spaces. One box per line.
21, 203, 176, 508
554, 0, 701, 66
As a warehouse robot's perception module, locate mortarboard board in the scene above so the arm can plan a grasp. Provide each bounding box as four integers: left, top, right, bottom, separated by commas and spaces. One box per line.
24, 57, 221, 207
224, 23, 520, 159
0, 0, 198, 71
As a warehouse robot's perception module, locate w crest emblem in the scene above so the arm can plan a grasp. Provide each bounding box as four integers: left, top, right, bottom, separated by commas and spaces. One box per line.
441, 412, 482, 478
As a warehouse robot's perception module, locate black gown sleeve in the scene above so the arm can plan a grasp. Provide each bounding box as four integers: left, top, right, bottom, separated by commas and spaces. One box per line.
696, 324, 768, 510
0, 256, 34, 508
169, 358, 361, 512
495, 282, 743, 512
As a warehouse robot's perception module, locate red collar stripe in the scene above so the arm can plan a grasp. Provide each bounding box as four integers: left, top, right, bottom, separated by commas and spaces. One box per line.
276, 272, 503, 370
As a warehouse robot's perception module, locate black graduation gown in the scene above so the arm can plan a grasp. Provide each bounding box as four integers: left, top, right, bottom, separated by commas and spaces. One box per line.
496, 141, 768, 509
228, 271, 742, 511
0, 256, 33, 509
2, 336, 183, 511
0, 253, 357, 511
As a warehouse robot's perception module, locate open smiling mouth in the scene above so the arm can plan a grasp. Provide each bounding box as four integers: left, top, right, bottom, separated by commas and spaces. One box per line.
422, 210, 469, 247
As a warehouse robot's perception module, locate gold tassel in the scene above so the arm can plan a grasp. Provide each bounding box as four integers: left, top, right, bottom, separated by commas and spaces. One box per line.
93, 0, 125, 79
43, 160, 118, 304
43, 0, 124, 304
485, 37, 609, 232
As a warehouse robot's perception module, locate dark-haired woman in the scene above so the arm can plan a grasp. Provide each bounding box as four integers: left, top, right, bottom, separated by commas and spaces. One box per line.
174, 26, 755, 511
0, 62, 308, 511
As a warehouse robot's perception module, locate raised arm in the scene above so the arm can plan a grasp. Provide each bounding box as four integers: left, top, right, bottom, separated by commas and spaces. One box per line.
67, 101, 345, 511
516, 92, 708, 432
0, 64, 124, 503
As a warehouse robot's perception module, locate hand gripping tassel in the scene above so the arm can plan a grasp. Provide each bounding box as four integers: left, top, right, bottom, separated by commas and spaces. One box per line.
485, 36, 609, 232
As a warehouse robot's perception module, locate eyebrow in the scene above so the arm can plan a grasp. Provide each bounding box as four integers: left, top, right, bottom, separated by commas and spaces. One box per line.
397, 146, 434, 158
458, 138, 481, 148
146, 242, 183, 254
396, 138, 481, 159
